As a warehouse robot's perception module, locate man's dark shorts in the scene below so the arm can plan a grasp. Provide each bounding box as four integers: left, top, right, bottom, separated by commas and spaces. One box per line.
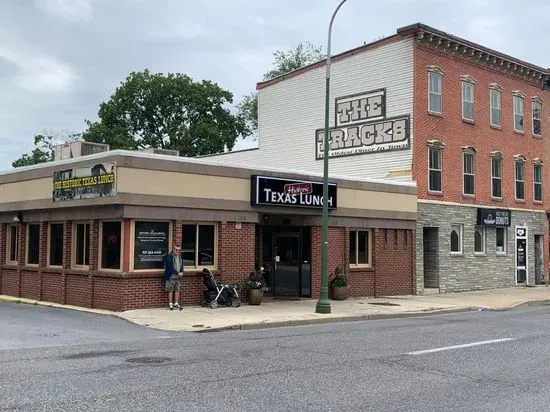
165, 274, 181, 292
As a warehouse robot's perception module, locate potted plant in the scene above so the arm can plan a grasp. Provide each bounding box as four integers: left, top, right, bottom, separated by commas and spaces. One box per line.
244, 267, 265, 305
329, 267, 348, 300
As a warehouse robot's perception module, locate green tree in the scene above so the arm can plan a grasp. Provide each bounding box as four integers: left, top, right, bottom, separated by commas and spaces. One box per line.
82, 69, 250, 156
11, 133, 79, 168
237, 42, 325, 134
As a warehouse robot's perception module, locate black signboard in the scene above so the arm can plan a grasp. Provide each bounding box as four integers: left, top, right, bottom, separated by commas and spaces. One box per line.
134, 221, 169, 270
476, 208, 511, 227
251, 175, 337, 209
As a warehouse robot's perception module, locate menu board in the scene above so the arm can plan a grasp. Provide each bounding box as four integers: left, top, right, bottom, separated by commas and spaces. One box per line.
134, 221, 169, 270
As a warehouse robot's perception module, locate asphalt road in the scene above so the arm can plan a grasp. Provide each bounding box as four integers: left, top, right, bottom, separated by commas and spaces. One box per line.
1, 302, 550, 411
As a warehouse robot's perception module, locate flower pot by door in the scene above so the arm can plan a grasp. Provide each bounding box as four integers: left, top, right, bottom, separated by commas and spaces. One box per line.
248, 289, 263, 305
331, 286, 347, 300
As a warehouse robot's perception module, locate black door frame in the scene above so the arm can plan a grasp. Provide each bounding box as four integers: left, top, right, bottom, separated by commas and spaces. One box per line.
272, 231, 302, 297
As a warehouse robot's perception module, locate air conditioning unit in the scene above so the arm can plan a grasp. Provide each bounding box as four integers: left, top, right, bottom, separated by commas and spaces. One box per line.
141, 148, 180, 156
53, 141, 110, 161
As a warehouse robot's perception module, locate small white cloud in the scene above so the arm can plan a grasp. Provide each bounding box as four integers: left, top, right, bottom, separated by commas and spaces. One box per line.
34, 0, 93, 23
0, 47, 77, 92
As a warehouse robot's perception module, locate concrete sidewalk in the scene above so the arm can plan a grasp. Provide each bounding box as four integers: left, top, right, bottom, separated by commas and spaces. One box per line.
2, 286, 550, 333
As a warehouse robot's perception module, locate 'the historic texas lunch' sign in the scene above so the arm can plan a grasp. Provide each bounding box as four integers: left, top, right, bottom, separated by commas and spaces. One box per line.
315, 88, 411, 159
250, 175, 337, 209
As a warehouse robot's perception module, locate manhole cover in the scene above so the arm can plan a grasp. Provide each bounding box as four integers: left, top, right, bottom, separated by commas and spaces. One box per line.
125, 357, 172, 364
368, 302, 400, 306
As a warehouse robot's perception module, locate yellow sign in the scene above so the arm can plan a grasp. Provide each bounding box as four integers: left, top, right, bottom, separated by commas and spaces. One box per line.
53, 173, 115, 190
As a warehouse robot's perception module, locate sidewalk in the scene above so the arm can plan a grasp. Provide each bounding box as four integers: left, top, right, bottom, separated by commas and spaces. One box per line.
4, 286, 549, 333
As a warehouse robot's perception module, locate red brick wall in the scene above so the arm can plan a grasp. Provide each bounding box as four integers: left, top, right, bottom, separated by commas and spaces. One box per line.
1, 268, 18, 297
94, 276, 122, 311
218, 221, 256, 289
21, 270, 41, 300
42, 271, 64, 304
373, 228, 415, 296
311, 226, 346, 298
0, 223, 5, 294
413, 45, 547, 209
66, 273, 91, 307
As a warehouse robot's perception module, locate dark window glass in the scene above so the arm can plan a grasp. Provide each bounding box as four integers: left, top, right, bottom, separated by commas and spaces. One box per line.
101, 221, 121, 269
27, 224, 40, 264
496, 228, 506, 252
474, 227, 483, 253
76, 223, 90, 266
358, 231, 369, 264
182, 224, 197, 267
534, 165, 543, 202
450, 228, 459, 252
198, 225, 215, 266
9, 225, 19, 262
49, 224, 64, 266
349, 231, 356, 264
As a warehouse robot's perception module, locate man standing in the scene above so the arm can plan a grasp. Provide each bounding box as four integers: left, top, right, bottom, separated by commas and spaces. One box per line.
164, 244, 184, 310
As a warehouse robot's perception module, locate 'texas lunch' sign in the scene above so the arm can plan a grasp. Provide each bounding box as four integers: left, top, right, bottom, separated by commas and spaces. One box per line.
315, 88, 411, 159
250, 175, 337, 209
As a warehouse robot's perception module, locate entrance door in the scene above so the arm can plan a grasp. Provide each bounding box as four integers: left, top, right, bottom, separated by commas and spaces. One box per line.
535, 235, 543, 284
273, 233, 301, 297
515, 226, 527, 284
423, 227, 440, 289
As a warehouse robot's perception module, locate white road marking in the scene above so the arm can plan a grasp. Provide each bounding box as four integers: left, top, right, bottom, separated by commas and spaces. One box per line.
406, 338, 515, 355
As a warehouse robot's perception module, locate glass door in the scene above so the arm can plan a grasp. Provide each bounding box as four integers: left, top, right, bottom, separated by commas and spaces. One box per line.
273, 233, 301, 297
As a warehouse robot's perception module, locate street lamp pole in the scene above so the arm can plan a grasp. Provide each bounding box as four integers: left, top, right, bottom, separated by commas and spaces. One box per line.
316, 0, 348, 314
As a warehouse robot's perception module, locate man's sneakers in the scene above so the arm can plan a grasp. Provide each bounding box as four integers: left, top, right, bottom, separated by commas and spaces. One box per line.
169, 302, 182, 311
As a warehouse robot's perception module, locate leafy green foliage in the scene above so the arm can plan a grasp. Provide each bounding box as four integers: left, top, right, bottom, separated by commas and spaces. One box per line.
11, 133, 79, 168
82, 69, 250, 156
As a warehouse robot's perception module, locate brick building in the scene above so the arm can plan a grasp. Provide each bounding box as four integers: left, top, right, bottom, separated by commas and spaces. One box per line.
0, 149, 416, 310
202, 23, 550, 293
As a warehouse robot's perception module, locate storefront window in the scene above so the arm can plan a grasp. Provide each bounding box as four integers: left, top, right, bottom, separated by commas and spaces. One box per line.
496, 227, 506, 253
48, 223, 64, 266
7, 225, 19, 263
182, 223, 216, 269
133, 221, 169, 270
74, 223, 90, 267
349, 230, 371, 266
27, 224, 40, 265
101, 221, 121, 270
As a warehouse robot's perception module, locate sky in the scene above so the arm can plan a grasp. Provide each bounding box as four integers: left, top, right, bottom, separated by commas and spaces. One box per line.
1, 0, 549, 169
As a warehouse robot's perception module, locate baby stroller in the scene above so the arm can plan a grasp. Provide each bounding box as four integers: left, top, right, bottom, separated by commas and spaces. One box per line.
201, 268, 241, 309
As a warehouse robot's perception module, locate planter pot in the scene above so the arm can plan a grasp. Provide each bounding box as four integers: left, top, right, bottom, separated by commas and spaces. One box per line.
331, 286, 347, 300
248, 289, 264, 305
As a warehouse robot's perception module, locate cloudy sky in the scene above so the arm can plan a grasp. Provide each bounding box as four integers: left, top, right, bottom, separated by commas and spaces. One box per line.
1, 0, 548, 169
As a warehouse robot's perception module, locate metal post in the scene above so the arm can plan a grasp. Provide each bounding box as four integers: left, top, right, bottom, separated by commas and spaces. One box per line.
316, 0, 348, 314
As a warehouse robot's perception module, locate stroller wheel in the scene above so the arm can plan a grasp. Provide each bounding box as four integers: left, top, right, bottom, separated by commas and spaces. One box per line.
210, 301, 218, 309
231, 298, 241, 308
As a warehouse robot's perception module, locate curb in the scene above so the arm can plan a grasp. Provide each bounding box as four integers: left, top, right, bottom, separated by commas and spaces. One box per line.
193, 307, 479, 333
0, 295, 114, 316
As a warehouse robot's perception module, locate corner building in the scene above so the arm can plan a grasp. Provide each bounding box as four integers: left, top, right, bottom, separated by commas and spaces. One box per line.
202, 23, 550, 293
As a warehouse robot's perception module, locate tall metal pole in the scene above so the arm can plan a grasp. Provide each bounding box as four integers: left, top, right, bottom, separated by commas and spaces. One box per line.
316, 0, 348, 314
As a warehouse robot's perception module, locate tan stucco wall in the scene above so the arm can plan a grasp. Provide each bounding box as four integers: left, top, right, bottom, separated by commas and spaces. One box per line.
0, 177, 51, 204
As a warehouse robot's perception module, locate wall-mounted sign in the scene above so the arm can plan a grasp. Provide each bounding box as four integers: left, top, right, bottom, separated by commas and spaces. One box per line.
476, 208, 511, 227
133, 221, 169, 270
315, 88, 411, 159
250, 175, 337, 209
53, 162, 116, 202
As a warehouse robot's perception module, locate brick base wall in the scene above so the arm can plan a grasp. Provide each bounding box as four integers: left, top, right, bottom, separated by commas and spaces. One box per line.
21, 270, 41, 301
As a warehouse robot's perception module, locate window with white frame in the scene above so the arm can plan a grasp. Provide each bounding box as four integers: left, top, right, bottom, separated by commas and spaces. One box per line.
491, 156, 502, 198
101, 221, 122, 270
450, 224, 462, 253
428, 71, 442, 113
463, 151, 475, 195
6, 225, 19, 264
73, 222, 90, 267
513, 95, 524, 132
515, 160, 525, 200
182, 223, 217, 269
534, 163, 543, 202
429, 146, 442, 192
496, 227, 506, 253
349, 230, 372, 266
474, 226, 485, 253
462, 81, 474, 121
533, 100, 542, 136
490, 88, 501, 127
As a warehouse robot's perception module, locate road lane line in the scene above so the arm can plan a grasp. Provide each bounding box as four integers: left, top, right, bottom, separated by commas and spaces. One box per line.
406, 338, 515, 355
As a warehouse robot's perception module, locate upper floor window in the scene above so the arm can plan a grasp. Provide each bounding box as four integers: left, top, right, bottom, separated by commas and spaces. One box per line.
428, 145, 442, 192
533, 100, 542, 136
491, 155, 502, 199
490, 88, 501, 127
534, 163, 543, 202
462, 81, 474, 121
428, 71, 442, 114
463, 151, 475, 196
515, 160, 525, 201
513, 94, 524, 132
